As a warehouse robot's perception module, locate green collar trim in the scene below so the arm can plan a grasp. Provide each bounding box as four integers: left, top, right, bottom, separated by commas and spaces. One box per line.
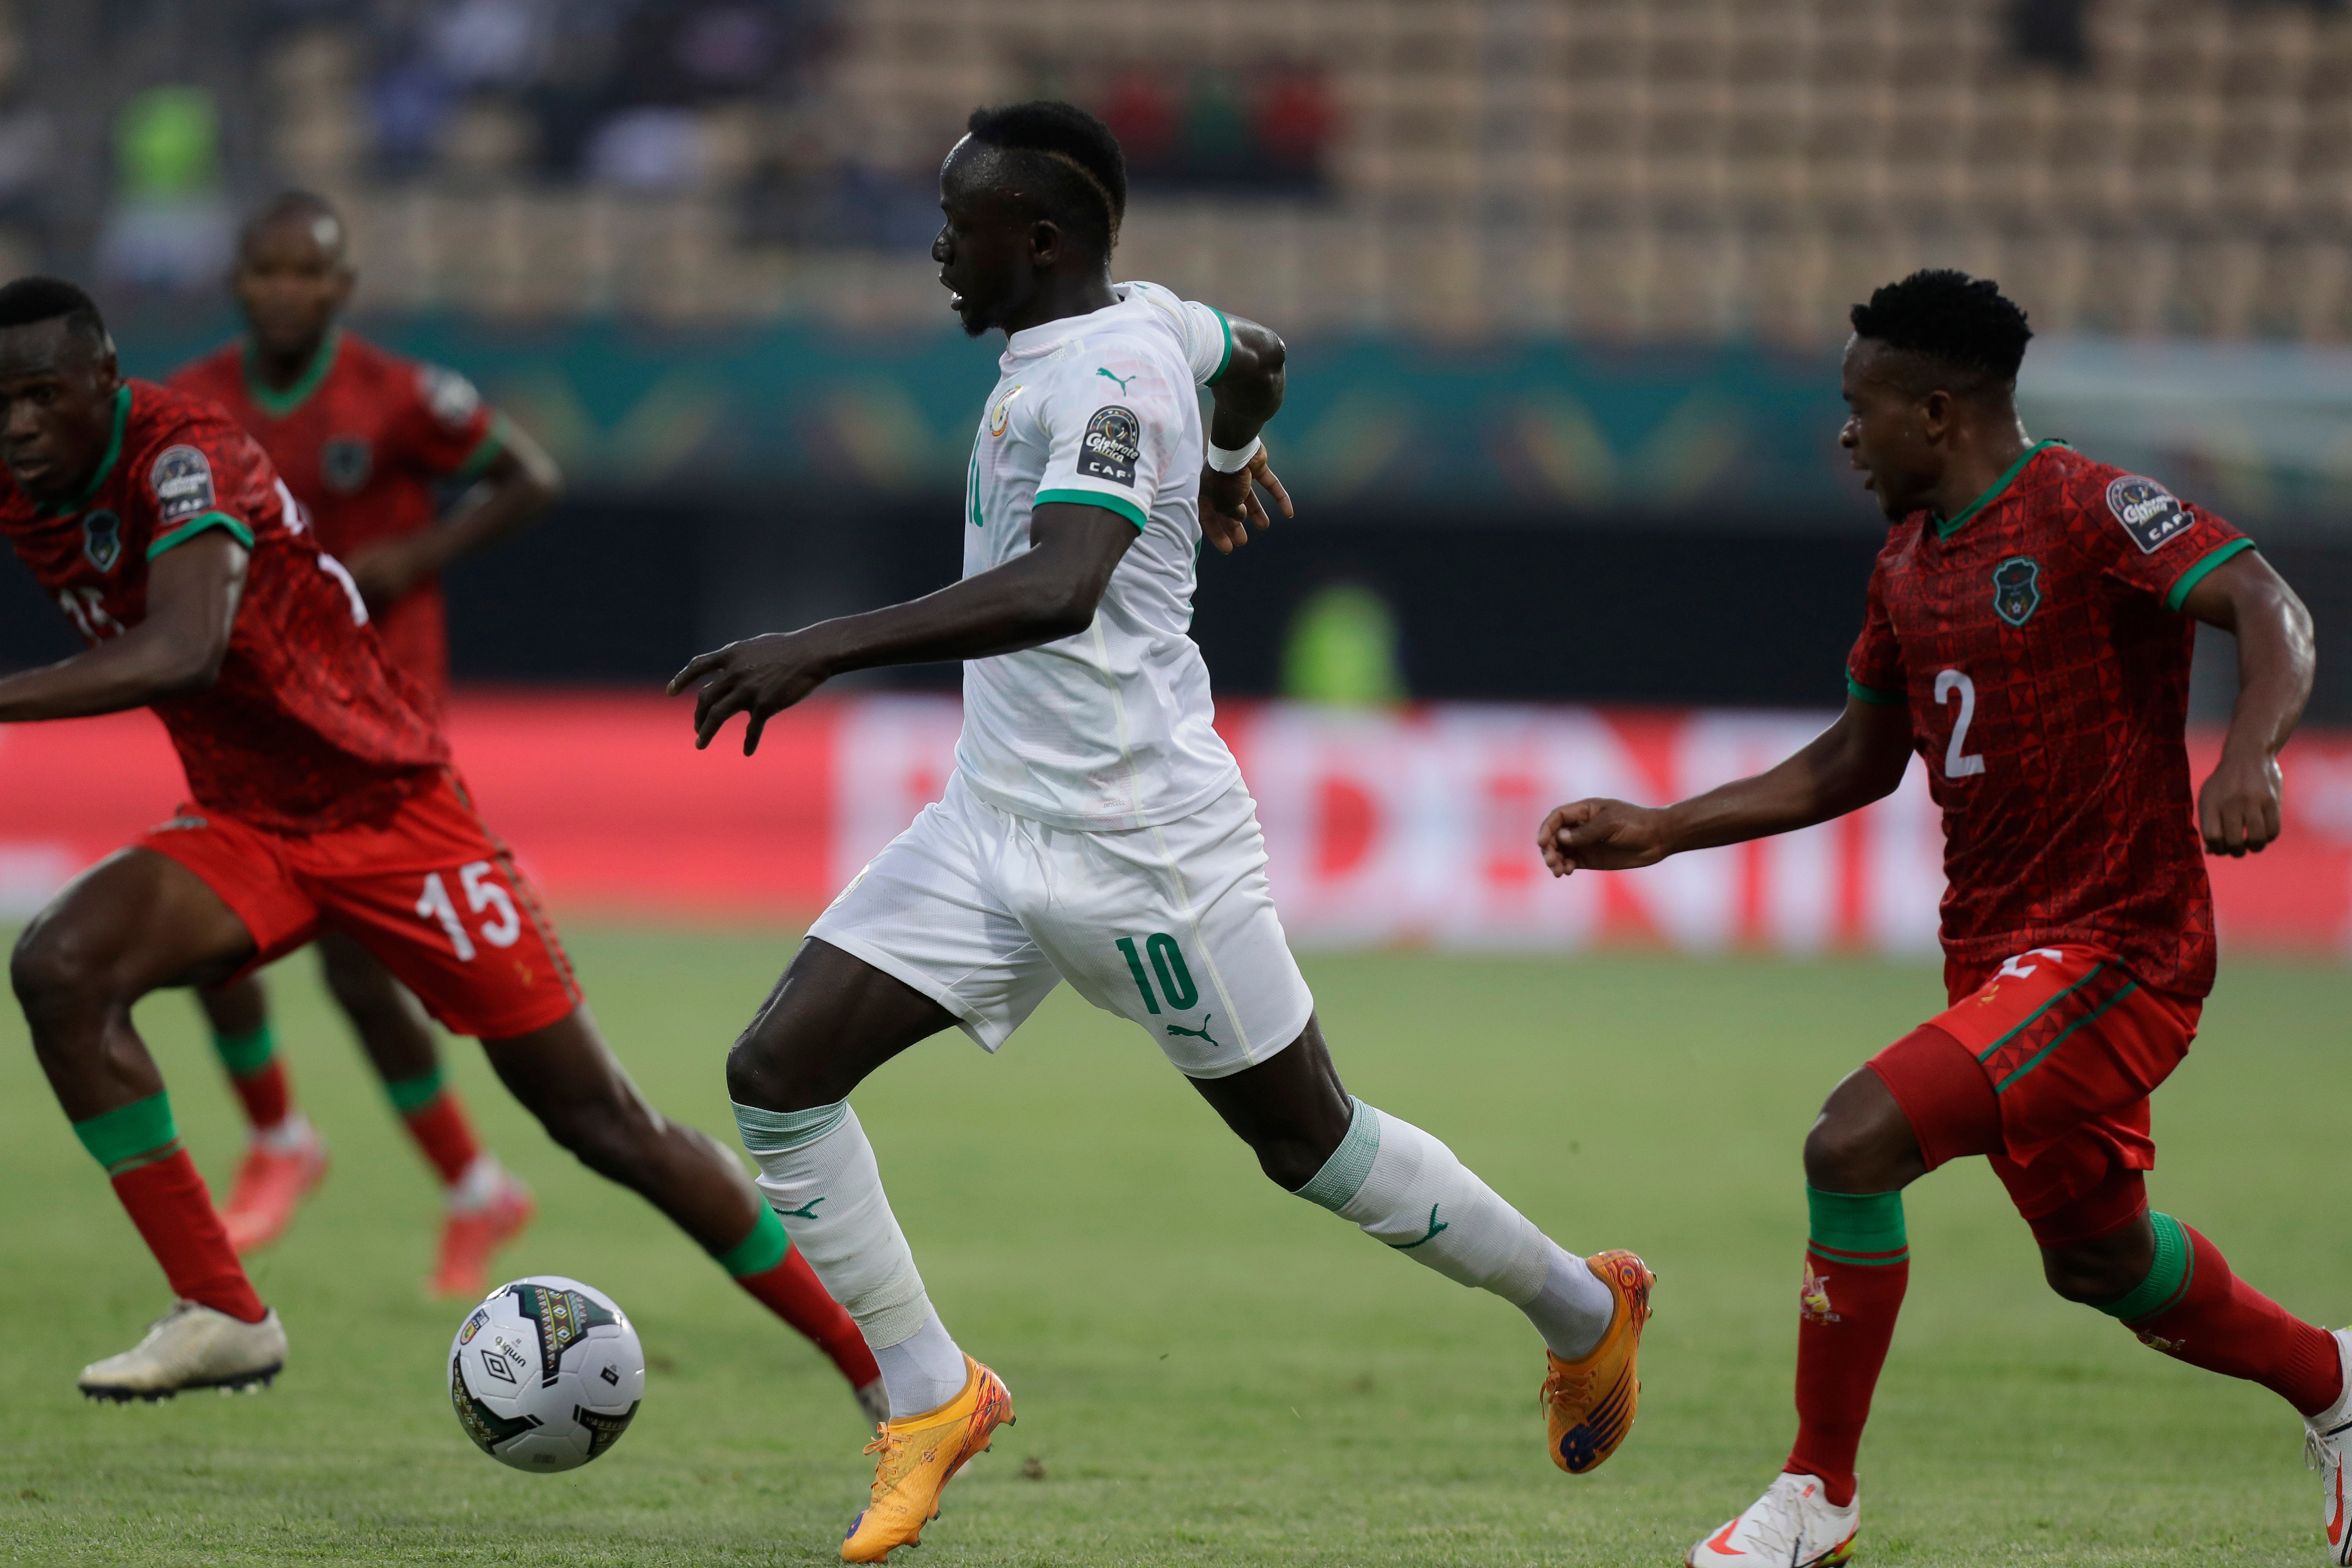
1933, 438, 2068, 539
242, 328, 340, 418
37, 385, 132, 518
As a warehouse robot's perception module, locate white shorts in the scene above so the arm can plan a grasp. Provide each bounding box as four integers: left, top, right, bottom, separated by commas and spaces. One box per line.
809, 771, 1315, 1078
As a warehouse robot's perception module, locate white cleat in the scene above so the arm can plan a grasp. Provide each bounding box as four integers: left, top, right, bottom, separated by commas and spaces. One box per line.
1688, 1472, 1859, 1567
855, 1376, 890, 1427
2304, 1328, 2352, 1565
78, 1301, 287, 1403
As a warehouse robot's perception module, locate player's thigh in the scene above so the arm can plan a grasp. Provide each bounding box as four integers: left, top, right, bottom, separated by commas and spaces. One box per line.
16, 837, 280, 1007
1022, 786, 1315, 1080
291, 771, 582, 1042
728, 935, 962, 1110
802, 779, 1061, 1062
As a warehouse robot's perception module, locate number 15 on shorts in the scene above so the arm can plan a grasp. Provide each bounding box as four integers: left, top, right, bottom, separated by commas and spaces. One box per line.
417, 861, 522, 961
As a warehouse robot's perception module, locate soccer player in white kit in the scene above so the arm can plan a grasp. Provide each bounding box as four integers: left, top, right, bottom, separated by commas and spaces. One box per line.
671, 101, 1656, 1563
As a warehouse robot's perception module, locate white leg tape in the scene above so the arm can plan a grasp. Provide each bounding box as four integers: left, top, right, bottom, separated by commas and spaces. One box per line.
745, 1105, 933, 1350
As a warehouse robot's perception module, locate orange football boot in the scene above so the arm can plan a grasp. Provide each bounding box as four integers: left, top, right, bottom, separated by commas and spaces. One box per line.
840, 1354, 1013, 1563
219, 1127, 331, 1253
428, 1171, 536, 1299
1542, 1248, 1655, 1474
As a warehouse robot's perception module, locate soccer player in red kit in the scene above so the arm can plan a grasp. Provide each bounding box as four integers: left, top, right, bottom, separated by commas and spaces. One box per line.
0, 276, 882, 1417
170, 192, 555, 1292
1539, 270, 2344, 1566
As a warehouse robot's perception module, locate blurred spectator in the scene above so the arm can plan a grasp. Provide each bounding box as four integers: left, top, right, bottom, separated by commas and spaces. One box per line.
429, 0, 552, 89
588, 106, 706, 191
1089, 65, 1334, 196
2009, 0, 2091, 74
96, 87, 234, 294
1281, 584, 1407, 708
1255, 67, 1333, 191
1096, 69, 1177, 168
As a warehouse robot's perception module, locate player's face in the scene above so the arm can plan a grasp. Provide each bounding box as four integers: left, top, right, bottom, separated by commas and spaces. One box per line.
234, 214, 352, 357
1839, 337, 1939, 521
0, 323, 122, 503
933, 143, 1038, 338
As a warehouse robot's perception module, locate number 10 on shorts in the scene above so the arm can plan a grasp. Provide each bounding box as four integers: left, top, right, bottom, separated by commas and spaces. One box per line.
417, 861, 523, 961
1115, 934, 1198, 1015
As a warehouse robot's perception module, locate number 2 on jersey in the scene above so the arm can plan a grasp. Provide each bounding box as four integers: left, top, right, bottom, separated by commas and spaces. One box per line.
1935, 668, 1986, 778
416, 861, 524, 961
1115, 933, 1199, 1015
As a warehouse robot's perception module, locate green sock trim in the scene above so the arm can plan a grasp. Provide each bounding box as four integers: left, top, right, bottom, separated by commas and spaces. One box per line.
714, 1205, 792, 1277
72, 1093, 182, 1176
384, 1066, 447, 1115
1296, 1097, 1381, 1212
212, 1022, 276, 1078
732, 1099, 848, 1156
2097, 1211, 2193, 1322
1807, 1186, 1910, 1265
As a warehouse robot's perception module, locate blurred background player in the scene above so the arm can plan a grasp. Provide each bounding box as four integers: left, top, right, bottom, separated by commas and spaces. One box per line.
168, 191, 556, 1295
1540, 270, 2338, 1568
0, 276, 882, 1418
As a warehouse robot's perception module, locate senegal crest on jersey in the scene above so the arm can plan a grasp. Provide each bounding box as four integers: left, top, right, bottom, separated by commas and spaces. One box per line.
1992, 555, 2040, 627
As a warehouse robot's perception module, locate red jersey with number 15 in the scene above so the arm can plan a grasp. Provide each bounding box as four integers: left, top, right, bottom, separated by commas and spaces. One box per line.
0, 380, 447, 830
1845, 441, 2252, 999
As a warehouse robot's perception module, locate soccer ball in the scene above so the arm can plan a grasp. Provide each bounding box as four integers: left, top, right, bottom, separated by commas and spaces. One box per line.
448, 1276, 645, 1473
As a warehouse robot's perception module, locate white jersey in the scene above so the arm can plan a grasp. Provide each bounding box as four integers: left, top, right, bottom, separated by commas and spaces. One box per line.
955, 279, 1240, 830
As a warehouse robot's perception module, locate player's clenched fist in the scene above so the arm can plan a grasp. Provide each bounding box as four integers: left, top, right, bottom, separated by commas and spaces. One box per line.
668, 631, 834, 755
2196, 746, 2285, 858
1537, 799, 1673, 877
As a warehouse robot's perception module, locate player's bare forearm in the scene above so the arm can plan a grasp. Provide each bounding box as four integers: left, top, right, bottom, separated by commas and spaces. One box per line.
0, 533, 246, 722
668, 502, 1135, 753
347, 428, 562, 611
2181, 549, 2314, 855
1200, 316, 1293, 554
1539, 698, 1913, 876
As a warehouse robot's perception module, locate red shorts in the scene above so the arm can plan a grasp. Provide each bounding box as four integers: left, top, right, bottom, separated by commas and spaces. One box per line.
138, 768, 579, 1040
1867, 945, 2200, 1243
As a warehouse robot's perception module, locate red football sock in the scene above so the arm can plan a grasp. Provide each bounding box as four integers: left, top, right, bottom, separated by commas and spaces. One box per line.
401, 1090, 482, 1188
735, 1247, 881, 1390
1785, 1189, 1910, 1508
228, 1059, 291, 1133
113, 1152, 268, 1323
2118, 1217, 2343, 1417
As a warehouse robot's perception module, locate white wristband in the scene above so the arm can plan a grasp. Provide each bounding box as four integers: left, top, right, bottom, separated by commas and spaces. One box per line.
1205, 435, 1262, 474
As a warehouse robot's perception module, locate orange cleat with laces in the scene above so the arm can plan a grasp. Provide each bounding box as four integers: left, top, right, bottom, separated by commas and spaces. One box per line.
428, 1170, 535, 1300
1542, 1249, 1655, 1474
219, 1124, 331, 1254
840, 1354, 1013, 1562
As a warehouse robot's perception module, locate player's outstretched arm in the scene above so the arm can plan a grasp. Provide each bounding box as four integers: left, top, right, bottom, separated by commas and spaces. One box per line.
1538, 696, 1914, 877
2180, 548, 2315, 857
0, 532, 247, 722
668, 502, 1137, 754
1199, 315, 1293, 556
344, 422, 563, 615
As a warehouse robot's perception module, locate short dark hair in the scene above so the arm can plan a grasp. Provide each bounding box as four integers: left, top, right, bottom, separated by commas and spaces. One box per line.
963, 101, 1127, 254
0, 276, 110, 351
1850, 269, 2033, 391
241, 189, 346, 257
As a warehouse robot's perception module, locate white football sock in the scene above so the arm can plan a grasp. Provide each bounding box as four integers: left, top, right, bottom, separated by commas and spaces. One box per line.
732, 1098, 959, 1418
1296, 1098, 1610, 1356
874, 1306, 970, 1418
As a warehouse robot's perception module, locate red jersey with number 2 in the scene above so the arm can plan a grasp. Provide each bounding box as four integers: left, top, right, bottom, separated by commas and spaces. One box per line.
0, 380, 446, 830
1845, 441, 2252, 999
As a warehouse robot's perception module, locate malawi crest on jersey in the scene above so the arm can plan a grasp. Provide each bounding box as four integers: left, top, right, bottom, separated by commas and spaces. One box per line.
1992, 555, 2040, 628
81, 510, 122, 572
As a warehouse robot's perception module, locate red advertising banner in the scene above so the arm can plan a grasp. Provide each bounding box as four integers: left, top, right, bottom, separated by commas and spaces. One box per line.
0, 692, 2346, 956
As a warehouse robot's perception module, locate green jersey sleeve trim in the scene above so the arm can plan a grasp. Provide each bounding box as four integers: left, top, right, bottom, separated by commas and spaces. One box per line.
1847, 672, 1904, 706
1035, 487, 1148, 532
1207, 309, 1234, 387
2162, 536, 2255, 612
39, 386, 132, 518
146, 511, 255, 560
448, 412, 510, 485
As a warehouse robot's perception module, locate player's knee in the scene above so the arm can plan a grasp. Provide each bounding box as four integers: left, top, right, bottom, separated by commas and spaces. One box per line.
1802, 1111, 1899, 1191
9, 918, 106, 1020
2041, 1243, 2140, 1305
725, 1030, 836, 1114
1258, 1136, 1335, 1194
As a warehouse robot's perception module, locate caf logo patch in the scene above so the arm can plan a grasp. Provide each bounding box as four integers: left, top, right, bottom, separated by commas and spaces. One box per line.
1992, 555, 2041, 627
2106, 475, 2192, 554
150, 445, 215, 524
81, 510, 122, 572
1079, 404, 1139, 487
416, 364, 481, 429
321, 436, 373, 493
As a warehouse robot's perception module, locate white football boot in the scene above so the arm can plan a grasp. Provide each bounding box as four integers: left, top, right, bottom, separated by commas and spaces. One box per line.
1687, 1472, 1859, 1567
78, 1300, 287, 1402
2304, 1328, 2352, 1565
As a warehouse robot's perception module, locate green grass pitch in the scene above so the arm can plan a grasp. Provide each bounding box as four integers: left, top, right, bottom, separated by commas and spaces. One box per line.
0, 927, 2345, 1565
